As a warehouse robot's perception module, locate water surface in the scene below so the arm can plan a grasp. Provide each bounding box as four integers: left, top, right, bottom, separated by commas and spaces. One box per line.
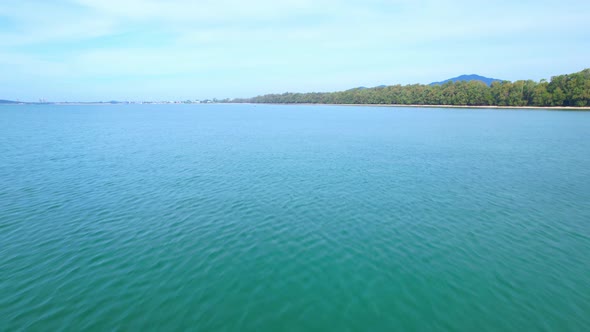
1, 104, 589, 331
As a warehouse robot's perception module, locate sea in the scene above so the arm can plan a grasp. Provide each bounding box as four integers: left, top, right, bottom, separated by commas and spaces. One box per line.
1, 104, 589, 331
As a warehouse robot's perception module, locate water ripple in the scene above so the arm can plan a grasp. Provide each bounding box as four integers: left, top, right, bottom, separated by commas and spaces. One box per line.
1, 104, 590, 331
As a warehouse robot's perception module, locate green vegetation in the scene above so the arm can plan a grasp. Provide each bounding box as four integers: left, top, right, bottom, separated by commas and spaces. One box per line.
232, 69, 590, 107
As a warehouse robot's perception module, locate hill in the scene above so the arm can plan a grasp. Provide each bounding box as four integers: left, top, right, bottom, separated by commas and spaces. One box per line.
233, 68, 590, 107
430, 74, 502, 86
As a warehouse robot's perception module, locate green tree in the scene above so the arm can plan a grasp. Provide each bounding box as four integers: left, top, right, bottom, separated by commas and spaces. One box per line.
235, 68, 590, 109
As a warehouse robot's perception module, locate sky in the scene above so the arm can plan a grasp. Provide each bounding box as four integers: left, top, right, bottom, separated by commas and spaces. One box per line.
1, 0, 589, 101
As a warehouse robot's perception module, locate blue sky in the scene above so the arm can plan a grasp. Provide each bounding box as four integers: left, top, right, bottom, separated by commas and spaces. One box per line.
1, 0, 589, 101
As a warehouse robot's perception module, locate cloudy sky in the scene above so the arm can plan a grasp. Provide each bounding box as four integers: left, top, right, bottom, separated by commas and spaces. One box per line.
1, 0, 589, 101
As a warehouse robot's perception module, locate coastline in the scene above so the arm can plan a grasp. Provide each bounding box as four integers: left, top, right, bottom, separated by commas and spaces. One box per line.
3, 102, 589, 110
243, 103, 590, 110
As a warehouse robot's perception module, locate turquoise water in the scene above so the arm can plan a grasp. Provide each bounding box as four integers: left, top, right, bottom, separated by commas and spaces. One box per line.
1, 104, 590, 331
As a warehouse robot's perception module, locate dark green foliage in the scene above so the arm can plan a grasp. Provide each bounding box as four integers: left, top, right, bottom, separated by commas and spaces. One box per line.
232, 69, 590, 107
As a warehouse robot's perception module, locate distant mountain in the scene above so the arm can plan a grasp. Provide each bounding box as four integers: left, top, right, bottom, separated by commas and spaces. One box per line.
0, 99, 20, 104
429, 74, 502, 86
354, 85, 387, 90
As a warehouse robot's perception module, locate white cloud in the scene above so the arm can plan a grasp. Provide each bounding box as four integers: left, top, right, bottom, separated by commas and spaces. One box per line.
0, 1, 117, 46
72, 0, 322, 23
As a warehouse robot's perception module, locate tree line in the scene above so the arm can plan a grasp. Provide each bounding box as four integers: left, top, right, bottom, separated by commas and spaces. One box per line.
230, 69, 590, 107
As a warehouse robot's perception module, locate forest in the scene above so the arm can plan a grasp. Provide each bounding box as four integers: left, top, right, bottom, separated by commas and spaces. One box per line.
231, 69, 590, 107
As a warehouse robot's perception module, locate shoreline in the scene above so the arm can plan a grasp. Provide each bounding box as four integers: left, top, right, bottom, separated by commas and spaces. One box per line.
243, 103, 590, 110
3, 102, 589, 110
